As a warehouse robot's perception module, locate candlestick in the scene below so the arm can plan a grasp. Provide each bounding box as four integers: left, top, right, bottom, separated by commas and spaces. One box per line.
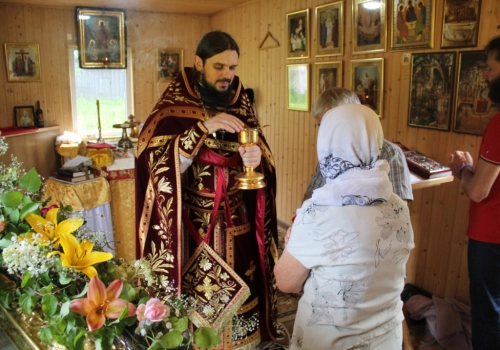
96, 99, 104, 143
96, 100, 101, 130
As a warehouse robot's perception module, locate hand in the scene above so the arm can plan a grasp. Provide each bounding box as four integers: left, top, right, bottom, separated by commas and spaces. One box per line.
449, 151, 473, 179
203, 112, 245, 134
284, 226, 292, 246
239, 144, 262, 168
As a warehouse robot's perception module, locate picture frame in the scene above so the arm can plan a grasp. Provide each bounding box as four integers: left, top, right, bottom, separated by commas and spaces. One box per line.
287, 64, 310, 111
441, 0, 481, 49
76, 7, 127, 68
390, 0, 435, 51
352, 0, 386, 54
349, 58, 384, 117
3, 43, 41, 82
14, 106, 36, 128
315, 1, 344, 57
408, 52, 457, 131
314, 61, 343, 101
287, 9, 309, 59
453, 50, 500, 135
157, 48, 183, 80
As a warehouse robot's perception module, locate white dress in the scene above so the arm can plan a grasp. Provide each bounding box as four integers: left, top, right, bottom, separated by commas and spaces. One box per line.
287, 193, 414, 349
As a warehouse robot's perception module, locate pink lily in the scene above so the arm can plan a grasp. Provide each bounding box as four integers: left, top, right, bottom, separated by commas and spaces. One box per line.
70, 276, 136, 331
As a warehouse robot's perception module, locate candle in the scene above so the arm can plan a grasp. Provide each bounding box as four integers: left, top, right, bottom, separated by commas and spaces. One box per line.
96, 100, 101, 130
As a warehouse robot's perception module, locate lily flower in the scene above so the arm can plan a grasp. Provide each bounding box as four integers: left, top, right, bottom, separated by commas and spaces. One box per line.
70, 276, 137, 331
48, 231, 113, 278
24, 207, 83, 245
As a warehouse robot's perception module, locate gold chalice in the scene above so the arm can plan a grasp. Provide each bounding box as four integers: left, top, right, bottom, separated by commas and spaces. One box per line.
235, 128, 266, 190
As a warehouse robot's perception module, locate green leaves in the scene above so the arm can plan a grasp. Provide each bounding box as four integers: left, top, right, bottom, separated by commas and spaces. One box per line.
42, 294, 58, 317
19, 168, 42, 193
194, 327, 220, 348
1, 191, 23, 208
0, 167, 43, 236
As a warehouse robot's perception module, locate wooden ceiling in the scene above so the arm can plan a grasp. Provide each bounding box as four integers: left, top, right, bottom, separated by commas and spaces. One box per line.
0, 0, 251, 15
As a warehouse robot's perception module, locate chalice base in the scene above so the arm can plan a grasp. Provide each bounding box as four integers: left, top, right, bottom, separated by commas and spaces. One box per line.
235, 171, 266, 190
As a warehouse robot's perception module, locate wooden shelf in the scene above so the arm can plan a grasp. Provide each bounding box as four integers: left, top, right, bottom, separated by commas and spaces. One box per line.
0, 126, 60, 139
410, 172, 454, 191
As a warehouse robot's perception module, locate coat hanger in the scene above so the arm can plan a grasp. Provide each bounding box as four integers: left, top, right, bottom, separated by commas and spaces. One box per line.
259, 24, 280, 50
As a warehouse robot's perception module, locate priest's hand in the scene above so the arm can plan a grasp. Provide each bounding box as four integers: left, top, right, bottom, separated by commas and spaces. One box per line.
203, 113, 244, 134
239, 144, 261, 168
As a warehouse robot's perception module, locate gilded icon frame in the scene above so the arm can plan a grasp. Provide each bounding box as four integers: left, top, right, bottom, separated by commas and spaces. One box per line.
76, 7, 127, 68
390, 0, 435, 51
349, 58, 384, 117
315, 1, 344, 57
157, 48, 183, 81
314, 61, 343, 102
4, 43, 41, 82
352, 0, 386, 54
453, 50, 500, 135
287, 64, 310, 111
14, 106, 36, 128
287, 9, 310, 59
408, 52, 457, 131
441, 0, 481, 49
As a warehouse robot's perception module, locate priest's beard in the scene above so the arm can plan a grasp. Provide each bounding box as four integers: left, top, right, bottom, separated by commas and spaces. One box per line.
487, 74, 500, 104
197, 72, 232, 110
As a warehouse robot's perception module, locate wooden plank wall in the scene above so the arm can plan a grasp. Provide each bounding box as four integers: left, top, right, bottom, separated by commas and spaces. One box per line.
0, 0, 499, 303
212, 0, 500, 304
0, 3, 210, 130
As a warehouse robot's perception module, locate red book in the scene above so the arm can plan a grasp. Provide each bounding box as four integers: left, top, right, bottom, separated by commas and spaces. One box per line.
395, 142, 452, 179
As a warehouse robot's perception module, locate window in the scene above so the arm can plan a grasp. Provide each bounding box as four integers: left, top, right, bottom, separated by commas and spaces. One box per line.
69, 47, 134, 138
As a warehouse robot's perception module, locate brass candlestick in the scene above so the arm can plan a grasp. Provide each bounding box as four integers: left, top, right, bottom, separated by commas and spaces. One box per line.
235, 128, 266, 190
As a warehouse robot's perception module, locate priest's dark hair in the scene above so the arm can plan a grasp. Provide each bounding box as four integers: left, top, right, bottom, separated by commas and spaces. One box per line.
485, 36, 500, 62
195, 31, 240, 65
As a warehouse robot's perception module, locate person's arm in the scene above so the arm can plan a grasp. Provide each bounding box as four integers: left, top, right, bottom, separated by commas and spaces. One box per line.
274, 248, 309, 293
449, 151, 500, 202
382, 140, 413, 201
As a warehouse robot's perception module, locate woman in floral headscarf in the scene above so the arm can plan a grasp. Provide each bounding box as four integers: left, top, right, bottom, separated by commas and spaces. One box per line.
274, 104, 414, 349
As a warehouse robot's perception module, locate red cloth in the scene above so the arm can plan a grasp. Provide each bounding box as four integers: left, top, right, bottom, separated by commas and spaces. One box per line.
86, 142, 116, 149
0, 126, 37, 136
467, 112, 500, 243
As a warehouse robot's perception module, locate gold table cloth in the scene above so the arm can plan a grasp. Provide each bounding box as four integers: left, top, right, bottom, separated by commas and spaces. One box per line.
44, 177, 111, 211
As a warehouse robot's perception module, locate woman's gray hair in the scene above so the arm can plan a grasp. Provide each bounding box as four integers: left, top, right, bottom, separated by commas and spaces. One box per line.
312, 88, 361, 119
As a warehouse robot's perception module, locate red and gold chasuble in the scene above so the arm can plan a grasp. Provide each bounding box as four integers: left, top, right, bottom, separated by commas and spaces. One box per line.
135, 68, 281, 348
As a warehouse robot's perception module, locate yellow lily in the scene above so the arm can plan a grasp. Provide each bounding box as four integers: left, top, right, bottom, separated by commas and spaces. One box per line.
48, 231, 113, 279
24, 208, 84, 246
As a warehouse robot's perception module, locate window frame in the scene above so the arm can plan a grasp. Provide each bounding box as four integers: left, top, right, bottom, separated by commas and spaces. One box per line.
68, 46, 134, 140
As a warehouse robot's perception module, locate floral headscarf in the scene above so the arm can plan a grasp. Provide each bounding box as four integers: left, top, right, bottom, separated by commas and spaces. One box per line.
312, 104, 392, 206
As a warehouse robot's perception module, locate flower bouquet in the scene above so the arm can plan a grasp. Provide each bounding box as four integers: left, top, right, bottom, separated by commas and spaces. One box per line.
0, 138, 220, 350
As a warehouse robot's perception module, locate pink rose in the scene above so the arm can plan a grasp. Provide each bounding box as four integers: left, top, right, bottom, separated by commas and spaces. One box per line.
136, 303, 147, 322
141, 298, 170, 323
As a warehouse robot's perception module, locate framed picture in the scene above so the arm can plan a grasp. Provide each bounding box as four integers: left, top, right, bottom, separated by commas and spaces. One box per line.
14, 106, 35, 128
287, 64, 310, 111
76, 7, 127, 68
157, 48, 183, 80
454, 50, 500, 135
349, 58, 384, 116
390, 0, 435, 51
315, 2, 344, 57
408, 52, 457, 131
352, 0, 386, 54
3, 43, 41, 82
314, 61, 343, 101
441, 0, 481, 49
287, 9, 309, 59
